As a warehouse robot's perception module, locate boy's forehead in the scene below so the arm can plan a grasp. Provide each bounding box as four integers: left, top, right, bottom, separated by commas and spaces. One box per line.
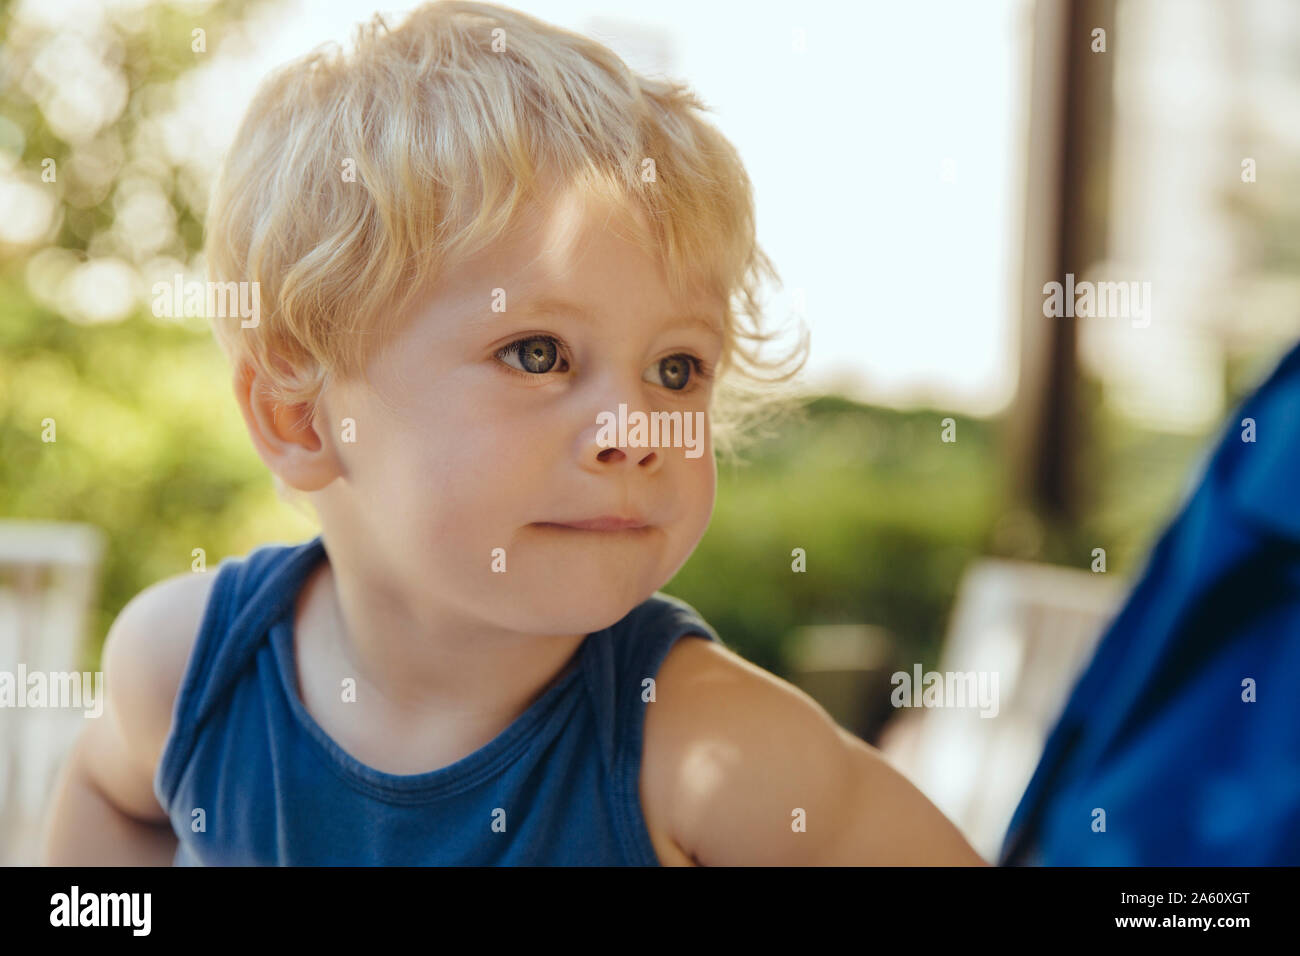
428, 187, 722, 327
484, 186, 652, 282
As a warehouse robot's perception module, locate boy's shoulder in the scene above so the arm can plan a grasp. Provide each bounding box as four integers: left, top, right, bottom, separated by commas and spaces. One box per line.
641, 635, 990, 866
639, 633, 852, 865
101, 569, 221, 777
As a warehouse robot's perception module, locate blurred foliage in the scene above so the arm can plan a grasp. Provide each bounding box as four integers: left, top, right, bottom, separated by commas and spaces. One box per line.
668, 390, 1210, 678
0, 265, 317, 665
670, 397, 1000, 675
0, 0, 271, 261
0, 0, 310, 667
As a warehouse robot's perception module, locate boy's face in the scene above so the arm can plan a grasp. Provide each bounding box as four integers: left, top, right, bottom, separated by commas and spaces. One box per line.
314, 183, 725, 636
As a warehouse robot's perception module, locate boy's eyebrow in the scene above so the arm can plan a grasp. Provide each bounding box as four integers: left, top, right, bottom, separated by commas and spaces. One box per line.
518, 296, 724, 341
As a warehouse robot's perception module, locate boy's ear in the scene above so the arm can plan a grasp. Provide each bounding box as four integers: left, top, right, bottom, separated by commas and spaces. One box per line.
233, 362, 340, 493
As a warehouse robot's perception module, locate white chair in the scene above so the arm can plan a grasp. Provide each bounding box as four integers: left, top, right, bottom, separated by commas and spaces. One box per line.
0, 520, 106, 865
877, 558, 1126, 862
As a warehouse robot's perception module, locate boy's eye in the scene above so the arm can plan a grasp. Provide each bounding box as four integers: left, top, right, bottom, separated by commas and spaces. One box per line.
644, 354, 694, 391
495, 335, 709, 392
497, 335, 565, 374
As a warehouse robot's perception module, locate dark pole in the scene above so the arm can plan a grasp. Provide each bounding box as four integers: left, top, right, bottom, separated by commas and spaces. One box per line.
1005, 0, 1115, 534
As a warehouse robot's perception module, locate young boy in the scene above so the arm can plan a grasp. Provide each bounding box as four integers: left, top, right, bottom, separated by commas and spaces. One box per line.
42, 0, 986, 865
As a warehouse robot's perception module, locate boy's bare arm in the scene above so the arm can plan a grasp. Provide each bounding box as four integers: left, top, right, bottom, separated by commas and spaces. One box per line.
42, 572, 214, 866
644, 639, 990, 866
43, 728, 179, 866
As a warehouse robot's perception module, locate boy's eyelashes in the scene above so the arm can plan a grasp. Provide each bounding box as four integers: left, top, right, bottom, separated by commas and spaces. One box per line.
493, 333, 714, 393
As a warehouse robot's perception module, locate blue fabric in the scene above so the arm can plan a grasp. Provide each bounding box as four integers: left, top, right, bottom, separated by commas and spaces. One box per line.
999, 340, 1300, 865
153, 534, 721, 865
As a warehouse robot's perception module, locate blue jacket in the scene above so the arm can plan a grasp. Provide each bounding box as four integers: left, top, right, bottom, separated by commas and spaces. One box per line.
999, 340, 1300, 865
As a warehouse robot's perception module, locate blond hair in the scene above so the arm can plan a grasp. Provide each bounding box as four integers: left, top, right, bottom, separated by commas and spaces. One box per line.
204, 0, 809, 508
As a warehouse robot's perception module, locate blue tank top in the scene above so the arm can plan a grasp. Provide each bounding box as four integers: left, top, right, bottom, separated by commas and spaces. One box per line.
152, 534, 722, 865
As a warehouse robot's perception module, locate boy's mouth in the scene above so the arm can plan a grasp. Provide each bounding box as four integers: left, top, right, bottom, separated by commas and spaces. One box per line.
534, 515, 650, 532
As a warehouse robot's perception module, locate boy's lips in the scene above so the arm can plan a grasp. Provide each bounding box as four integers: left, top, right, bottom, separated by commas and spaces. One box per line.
535, 514, 650, 531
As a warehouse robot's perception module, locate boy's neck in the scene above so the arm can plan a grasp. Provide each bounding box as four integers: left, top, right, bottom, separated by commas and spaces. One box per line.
297, 551, 588, 727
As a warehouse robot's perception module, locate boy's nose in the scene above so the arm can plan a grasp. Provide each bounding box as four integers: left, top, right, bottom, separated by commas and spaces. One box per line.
596, 445, 659, 468
579, 419, 664, 475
